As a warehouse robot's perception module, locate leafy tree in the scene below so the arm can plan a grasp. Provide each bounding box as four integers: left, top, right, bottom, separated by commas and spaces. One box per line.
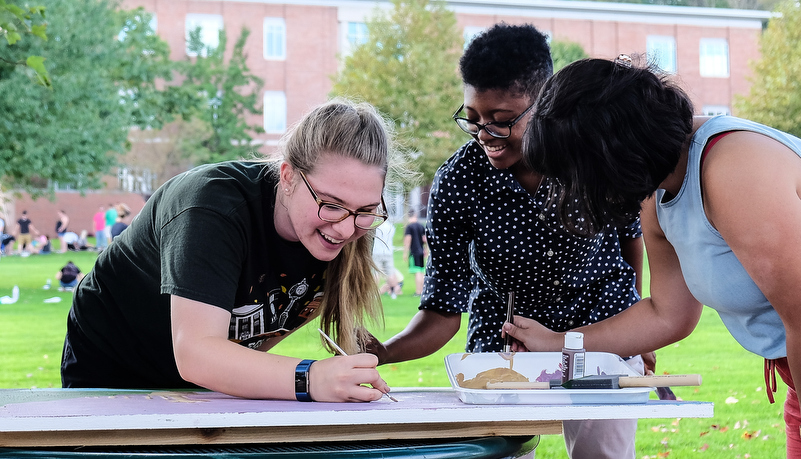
551, 39, 589, 72
175, 27, 264, 164
734, 0, 801, 136
331, 0, 464, 184
0, 0, 174, 196
0, 0, 49, 86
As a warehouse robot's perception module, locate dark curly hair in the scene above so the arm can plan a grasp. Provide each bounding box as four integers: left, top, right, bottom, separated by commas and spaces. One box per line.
460, 23, 552, 99
524, 57, 694, 236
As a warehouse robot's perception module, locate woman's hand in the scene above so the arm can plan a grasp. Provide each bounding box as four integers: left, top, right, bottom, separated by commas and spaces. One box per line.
309, 353, 389, 402
359, 331, 389, 365
502, 316, 562, 352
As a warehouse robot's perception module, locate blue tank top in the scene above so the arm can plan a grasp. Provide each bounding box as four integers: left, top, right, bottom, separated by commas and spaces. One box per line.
655, 116, 801, 359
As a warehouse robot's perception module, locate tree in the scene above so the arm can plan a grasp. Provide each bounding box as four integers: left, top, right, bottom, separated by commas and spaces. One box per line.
175, 27, 264, 164
734, 0, 801, 136
551, 39, 589, 73
331, 0, 464, 184
0, 0, 176, 196
0, 0, 49, 86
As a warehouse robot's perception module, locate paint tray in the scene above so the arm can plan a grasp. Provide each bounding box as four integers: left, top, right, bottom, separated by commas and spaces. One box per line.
445, 352, 652, 405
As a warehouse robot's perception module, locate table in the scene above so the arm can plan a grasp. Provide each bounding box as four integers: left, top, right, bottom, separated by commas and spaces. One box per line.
0, 387, 712, 448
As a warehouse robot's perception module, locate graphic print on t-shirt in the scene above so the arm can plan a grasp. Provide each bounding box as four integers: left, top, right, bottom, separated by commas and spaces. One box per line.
228, 277, 323, 349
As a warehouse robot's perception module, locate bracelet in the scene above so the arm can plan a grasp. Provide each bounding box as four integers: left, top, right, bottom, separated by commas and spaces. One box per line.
294, 359, 315, 402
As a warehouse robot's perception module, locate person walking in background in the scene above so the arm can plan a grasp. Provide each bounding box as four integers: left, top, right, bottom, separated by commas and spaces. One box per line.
93, 206, 107, 250
56, 261, 84, 291
13, 210, 40, 255
402, 211, 427, 297
104, 204, 117, 246
372, 219, 400, 299
56, 210, 70, 253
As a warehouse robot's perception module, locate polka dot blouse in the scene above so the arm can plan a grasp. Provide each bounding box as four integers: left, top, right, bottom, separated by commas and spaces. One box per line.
420, 141, 642, 353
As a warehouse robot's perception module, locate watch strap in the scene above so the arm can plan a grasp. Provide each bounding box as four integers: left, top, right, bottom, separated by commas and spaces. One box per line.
295, 359, 315, 402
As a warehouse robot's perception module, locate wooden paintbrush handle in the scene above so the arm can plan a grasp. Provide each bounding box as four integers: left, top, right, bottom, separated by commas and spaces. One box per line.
618, 374, 702, 387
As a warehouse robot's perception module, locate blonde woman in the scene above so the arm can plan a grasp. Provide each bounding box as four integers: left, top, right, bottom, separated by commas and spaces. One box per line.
62, 100, 400, 402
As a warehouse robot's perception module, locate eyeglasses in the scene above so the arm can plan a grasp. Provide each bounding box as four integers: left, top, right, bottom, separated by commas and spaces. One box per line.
452, 103, 535, 139
299, 171, 388, 230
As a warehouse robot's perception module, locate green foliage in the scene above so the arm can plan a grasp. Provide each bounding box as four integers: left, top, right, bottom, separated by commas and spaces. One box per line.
0, 0, 177, 196
550, 39, 589, 73
734, 0, 801, 136
176, 26, 264, 163
331, 0, 464, 185
0, 0, 50, 86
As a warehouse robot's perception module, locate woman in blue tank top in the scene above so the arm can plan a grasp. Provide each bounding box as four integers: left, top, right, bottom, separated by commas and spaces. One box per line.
504, 55, 801, 457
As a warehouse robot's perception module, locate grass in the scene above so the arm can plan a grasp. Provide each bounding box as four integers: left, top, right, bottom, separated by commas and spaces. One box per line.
0, 236, 788, 458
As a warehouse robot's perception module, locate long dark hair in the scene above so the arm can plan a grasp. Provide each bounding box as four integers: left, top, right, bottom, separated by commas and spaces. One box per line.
524, 57, 694, 236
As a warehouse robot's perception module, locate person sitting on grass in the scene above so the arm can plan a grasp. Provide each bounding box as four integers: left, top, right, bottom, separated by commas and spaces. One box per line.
56, 261, 84, 292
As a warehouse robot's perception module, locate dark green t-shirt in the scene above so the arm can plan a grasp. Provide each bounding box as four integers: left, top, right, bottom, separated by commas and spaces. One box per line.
62, 161, 328, 389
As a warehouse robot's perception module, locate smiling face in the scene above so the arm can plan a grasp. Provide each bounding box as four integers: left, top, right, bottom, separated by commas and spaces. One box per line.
462, 85, 534, 171
275, 153, 385, 262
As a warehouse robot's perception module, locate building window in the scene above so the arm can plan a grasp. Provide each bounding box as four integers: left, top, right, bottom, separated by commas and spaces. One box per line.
463, 26, 484, 49
347, 22, 368, 46
699, 38, 729, 78
185, 13, 223, 57
647, 35, 677, 73
702, 105, 730, 116
263, 18, 286, 60
263, 91, 287, 134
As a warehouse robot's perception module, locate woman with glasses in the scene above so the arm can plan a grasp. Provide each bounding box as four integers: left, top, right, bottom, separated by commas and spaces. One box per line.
368, 23, 647, 459
506, 55, 801, 457
61, 99, 400, 403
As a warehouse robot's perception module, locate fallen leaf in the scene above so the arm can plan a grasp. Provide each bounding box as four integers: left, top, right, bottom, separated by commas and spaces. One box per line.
657, 452, 670, 458
725, 396, 739, 404
699, 444, 709, 451
700, 431, 709, 437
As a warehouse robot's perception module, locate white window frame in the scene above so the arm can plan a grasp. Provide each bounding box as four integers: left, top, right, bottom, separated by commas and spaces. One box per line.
263, 17, 286, 60
702, 105, 730, 116
699, 38, 729, 78
647, 35, 677, 74
185, 13, 223, 57
263, 91, 287, 134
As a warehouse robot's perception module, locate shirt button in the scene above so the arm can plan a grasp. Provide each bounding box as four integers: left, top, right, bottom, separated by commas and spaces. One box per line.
538, 213, 546, 221
546, 250, 554, 257
555, 296, 562, 302
568, 320, 574, 326
553, 280, 560, 286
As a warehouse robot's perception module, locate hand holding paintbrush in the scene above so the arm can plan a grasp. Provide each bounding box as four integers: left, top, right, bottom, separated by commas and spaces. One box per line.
503, 291, 516, 353
318, 328, 398, 402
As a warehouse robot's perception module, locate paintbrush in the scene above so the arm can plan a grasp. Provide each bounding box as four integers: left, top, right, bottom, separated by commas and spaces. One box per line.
485, 373, 702, 390
503, 291, 515, 353
317, 328, 399, 402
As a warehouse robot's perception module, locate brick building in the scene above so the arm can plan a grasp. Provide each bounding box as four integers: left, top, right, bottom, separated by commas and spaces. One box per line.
4, 0, 772, 236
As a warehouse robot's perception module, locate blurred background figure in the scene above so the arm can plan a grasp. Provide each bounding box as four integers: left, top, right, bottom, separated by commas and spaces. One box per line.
56, 210, 70, 253
93, 206, 107, 251
55, 261, 84, 292
372, 219, 400, 299
403, 211, 427, 296
13, 210, 40, 255
111, 203, 131, 241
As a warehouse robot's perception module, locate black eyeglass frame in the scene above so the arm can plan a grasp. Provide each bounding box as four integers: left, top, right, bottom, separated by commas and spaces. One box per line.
451, 103, 535, 139
298, 170, 388, 230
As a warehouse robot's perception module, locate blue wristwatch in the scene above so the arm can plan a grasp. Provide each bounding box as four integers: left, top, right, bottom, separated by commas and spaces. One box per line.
294, 359, 315, 402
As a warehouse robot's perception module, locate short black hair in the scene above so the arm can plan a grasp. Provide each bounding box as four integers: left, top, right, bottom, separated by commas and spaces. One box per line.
460, 23, 553, 99
525, 57, 694, 236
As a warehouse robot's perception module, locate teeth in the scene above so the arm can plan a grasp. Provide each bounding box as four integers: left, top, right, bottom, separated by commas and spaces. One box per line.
484, 145, 505, 152
320, 231, 344, 244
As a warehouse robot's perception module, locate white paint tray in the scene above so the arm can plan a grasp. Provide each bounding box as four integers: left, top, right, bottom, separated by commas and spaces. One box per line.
445, 352, 653, 405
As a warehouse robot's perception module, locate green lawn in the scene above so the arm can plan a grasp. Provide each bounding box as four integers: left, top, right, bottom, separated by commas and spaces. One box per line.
0, 239, 788, 457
